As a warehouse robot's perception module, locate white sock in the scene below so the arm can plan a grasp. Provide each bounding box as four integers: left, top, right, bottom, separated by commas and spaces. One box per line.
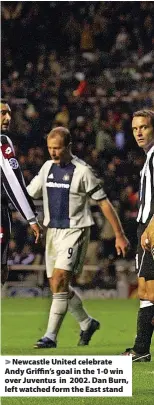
140, 299, 154, 308
68, 289, 91, 331
44, 292, 68, 342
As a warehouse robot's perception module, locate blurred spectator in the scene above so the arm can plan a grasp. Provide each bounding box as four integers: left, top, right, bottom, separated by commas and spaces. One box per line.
63, 13, 81, 49
54, 105, 70, 127
19, 244, 35, 265
80, 21, 94, 51
115, 26, 130, 51
8, 240, 20, 265
95, 121, 115, 153
2, 2, 23, 21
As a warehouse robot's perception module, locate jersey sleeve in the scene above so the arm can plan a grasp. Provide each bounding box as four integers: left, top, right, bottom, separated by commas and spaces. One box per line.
27, 166, 44, 199
83, 166, 107, 201
0, 135, 37, 222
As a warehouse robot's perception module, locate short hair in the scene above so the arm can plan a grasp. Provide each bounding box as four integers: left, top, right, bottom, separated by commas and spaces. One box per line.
133, 109, 154, 128
47, 126, 72, 146
0, 98, 10, 105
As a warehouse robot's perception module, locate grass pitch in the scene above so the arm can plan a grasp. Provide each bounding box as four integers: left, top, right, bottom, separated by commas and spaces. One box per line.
1, 298, 154, 405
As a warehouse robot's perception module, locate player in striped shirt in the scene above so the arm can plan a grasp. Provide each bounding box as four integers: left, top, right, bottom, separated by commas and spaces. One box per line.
27, 126, 130, 348
122, 110, 154, 362
0, 99, 40, 285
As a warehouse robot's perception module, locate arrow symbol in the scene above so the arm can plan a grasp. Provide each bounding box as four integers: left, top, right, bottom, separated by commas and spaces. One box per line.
5, 360, 11, 364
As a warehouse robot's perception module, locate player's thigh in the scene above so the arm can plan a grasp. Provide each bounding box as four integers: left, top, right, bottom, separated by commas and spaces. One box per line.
1, 206, 11, 265
72, 228, 90, 275
136, 228, 154, 299
54, 227, 90, 275
138, 277, 147, 299
145, 280, 154, 302
45, 228, 57, 278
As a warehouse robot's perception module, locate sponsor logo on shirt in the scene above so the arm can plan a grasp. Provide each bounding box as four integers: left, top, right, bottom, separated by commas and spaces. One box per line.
1, 143, 14, 159
46, 181, 70, 189
48, 173, 54, 179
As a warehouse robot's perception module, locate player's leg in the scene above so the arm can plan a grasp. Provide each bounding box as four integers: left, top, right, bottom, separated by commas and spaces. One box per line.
145, 279, 154, 334
68, 286, 92, 332
1, 207, 11, 286
34, 228, 58, 347
146, 280, 154, 302
34, 228, 77, 348
68, 286, 100, 345
34, 268, 71, 348
68, 228, 100, 345
132, 277, 154, 359
122, 244, 154, 361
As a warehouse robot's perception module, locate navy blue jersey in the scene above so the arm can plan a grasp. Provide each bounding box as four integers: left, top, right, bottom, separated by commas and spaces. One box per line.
27, 155, 107, 228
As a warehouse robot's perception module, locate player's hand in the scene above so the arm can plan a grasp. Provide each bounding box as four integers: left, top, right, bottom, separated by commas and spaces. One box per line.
141, 219, 154, 254
115, 234, 130, 258
30, 223, 42, 244
141, 230, 151, 251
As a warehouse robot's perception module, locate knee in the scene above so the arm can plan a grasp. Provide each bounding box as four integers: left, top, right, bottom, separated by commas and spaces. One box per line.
138, 287, 146, 300
1, 264, 9, 285
52, 269, 69, 292
146, 280, 154, 302
147, 293, 154, 303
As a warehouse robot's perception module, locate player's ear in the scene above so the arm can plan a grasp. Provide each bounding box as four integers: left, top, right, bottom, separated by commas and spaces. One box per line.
68, 142, 72, 149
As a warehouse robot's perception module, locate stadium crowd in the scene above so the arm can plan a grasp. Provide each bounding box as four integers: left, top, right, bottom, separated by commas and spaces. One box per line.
2, 1, 154, 289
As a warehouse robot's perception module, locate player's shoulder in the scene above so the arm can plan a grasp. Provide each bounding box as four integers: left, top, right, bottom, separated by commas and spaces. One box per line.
71, 155, 93, 172
41, 159, 53, 171
72, 155, 100, 178
0, 134, 11, 145
148, 145, 154, 159
148, 146, 154, 167
0, 134, 15, 157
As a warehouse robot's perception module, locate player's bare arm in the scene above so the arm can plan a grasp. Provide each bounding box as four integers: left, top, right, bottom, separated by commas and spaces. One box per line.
98, 198, 130, 257
141, 217, 154, 252
29, 222, 42, 244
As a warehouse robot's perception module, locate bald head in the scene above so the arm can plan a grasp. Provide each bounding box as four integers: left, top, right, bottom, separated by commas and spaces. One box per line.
47, 127, 72, 165
47, 126, 72, 147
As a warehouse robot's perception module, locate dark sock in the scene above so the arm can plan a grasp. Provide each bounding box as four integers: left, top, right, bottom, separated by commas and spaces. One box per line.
133, 305, 154, 354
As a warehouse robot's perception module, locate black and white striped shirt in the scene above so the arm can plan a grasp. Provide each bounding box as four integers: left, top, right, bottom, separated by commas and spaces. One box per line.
137, 145, 154, 224
0, 134, 37, 222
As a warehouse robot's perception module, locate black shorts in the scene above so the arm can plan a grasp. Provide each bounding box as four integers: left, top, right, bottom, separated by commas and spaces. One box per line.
0, 205, 11, 266
136, 223, 154, 281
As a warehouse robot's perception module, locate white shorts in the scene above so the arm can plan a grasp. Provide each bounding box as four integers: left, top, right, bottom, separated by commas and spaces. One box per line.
45, 227, 90, 278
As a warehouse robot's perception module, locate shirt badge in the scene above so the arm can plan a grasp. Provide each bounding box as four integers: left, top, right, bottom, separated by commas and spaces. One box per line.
9, 158, 19, 169
63, 174, 70, 181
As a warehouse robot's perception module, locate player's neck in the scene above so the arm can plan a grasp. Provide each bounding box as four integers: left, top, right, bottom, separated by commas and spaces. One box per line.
1, 130, 8, 134
144, 140, 154, 154
60, 154, 72, 167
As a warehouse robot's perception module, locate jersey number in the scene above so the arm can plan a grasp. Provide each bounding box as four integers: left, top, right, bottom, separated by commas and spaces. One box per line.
68, 247, 73, 259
